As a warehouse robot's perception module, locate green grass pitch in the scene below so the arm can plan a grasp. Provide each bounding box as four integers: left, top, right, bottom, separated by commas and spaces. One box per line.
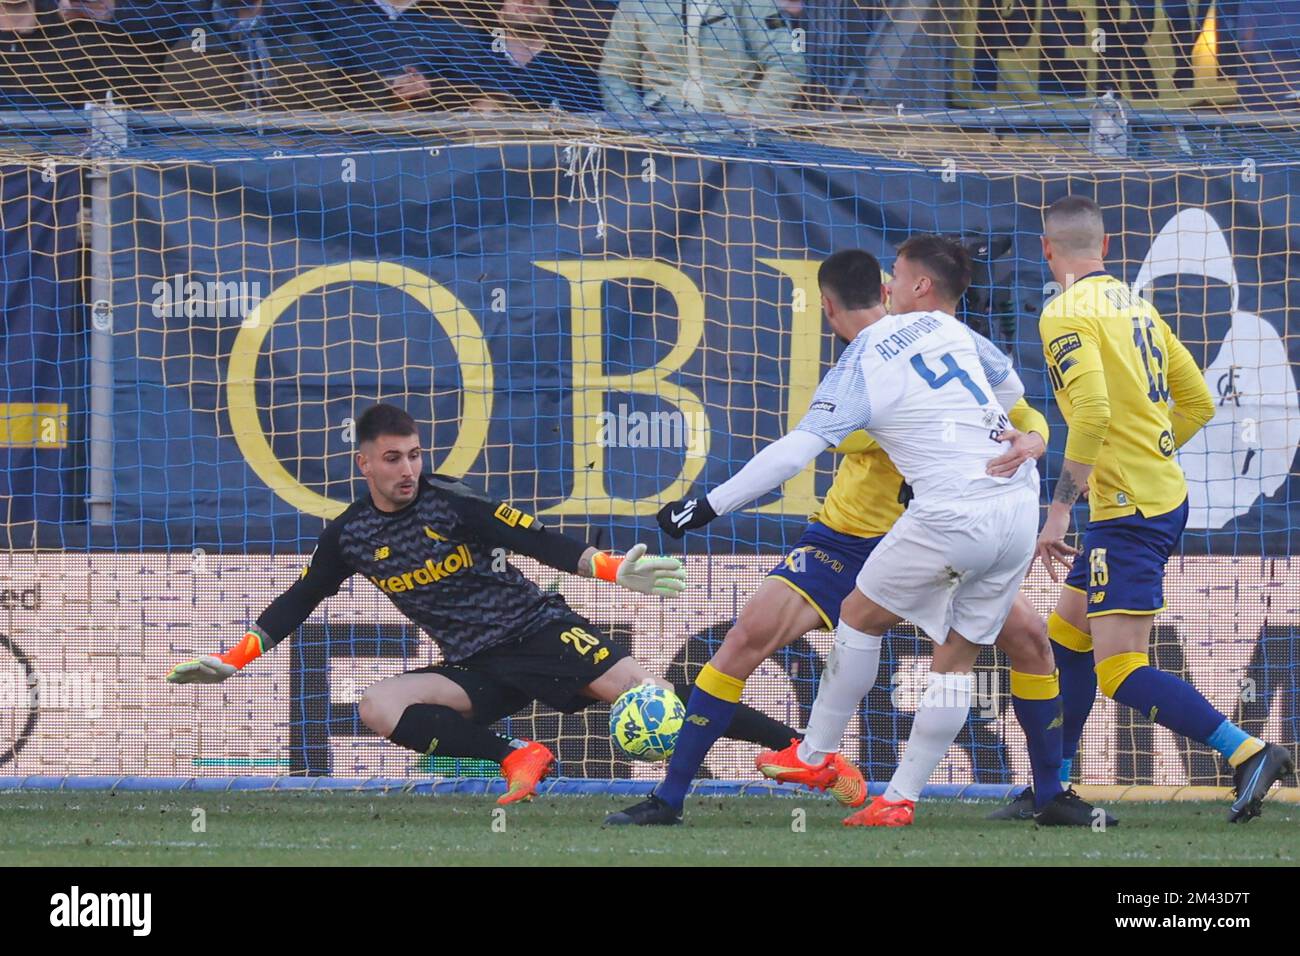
0, 793, 1293, 866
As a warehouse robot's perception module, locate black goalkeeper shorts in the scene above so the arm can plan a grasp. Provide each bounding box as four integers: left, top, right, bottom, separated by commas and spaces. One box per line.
404, 616, 631, 724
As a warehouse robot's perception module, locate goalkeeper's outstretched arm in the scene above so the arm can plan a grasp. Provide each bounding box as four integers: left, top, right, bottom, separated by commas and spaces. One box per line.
448, 484, 686, 598
166, 524, 353, 684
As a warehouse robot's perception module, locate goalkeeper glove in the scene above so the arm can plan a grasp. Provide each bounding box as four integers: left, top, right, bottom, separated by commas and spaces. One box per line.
591, 543, 687, 597
166, 629, 265, 684
656, 494, 717, 538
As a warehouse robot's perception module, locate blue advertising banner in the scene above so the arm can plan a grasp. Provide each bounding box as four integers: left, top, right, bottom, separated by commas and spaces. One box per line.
101, 145, 1299, 555
0, 166, 83, 531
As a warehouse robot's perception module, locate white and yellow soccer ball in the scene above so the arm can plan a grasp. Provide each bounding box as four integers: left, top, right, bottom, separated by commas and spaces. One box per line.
609, 683, 685, 762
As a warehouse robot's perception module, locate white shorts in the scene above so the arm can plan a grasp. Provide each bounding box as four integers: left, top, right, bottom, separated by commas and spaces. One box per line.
855, 488, 1038, 645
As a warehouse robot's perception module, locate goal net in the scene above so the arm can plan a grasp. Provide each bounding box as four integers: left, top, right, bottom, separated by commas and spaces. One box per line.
0, 0, 1296, 797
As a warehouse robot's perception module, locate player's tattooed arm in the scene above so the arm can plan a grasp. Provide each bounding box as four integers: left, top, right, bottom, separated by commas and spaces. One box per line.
1053, 467, 1082, 506
1036, 457, 1092, 582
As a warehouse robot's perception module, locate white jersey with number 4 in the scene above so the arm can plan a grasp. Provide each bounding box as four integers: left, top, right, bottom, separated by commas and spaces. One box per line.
794, 309, 1039, 644
795, 310, 1039, 504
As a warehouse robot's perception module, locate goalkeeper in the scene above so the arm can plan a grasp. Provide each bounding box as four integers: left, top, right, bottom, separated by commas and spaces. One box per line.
167, 403, 796, 804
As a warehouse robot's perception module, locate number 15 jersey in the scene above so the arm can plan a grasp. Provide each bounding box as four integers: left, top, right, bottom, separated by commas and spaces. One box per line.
1038, 272, 1214, 522
794, 310, 1037, 505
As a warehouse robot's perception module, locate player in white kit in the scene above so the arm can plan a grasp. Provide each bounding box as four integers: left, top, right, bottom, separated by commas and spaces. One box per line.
769, 235, 1041, 826
669, 235, 1043, 826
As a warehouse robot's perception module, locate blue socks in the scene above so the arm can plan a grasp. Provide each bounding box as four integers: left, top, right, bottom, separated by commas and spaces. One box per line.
1207, 719, 1266, 766
1046, 613, 1268, 778
654, 664, 744, 810
1010, 670, 1065, 809
1049, 612, 1098, 784
1097, 652, 1263, 765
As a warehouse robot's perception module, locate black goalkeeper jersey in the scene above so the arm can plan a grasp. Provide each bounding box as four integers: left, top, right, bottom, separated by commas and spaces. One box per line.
255, 474, 589, 662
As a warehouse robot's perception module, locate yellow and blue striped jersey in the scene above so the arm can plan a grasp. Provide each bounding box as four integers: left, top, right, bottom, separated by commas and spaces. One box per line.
1038, 272, 1214, 521
814, 398, 1049, 538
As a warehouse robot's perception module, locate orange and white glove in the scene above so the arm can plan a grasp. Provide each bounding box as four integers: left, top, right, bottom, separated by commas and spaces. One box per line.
591, 543, 687, 597
166, 629, 265, 684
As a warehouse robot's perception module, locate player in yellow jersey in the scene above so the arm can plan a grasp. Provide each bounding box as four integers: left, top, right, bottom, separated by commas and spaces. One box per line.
608, 248, 1103, 827
1035, 196, 1293, 823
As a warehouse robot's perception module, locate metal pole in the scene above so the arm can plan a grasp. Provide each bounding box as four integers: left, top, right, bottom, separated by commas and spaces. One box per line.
85, 98, 127, 526
1, 103, 1298, 135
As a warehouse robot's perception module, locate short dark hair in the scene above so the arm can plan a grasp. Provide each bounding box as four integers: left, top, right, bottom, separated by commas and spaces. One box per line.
895, 234, 973, 302
1043, 195, 1105, 254
1045, 194, 1102, 223
356, 403, 418, 445
817, 249, 883, 310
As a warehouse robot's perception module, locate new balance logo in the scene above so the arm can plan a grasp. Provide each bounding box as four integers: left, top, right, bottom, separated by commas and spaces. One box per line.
687, 714, 710, 726
374, 545, 390, 561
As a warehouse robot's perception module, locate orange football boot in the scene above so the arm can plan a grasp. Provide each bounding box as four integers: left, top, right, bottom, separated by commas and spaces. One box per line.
826, 755, 867, 808
756, 739, 867, 807
843, 794, 914, 827
497, 741, 554, 806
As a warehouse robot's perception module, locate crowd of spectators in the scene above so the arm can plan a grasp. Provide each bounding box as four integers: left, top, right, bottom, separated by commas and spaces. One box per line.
0, 0, 161, 108
1, 0, 621, 112
0, 0, 1297, 118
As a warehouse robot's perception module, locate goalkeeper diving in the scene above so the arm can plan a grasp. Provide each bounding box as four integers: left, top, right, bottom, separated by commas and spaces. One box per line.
167, 403, 798, 804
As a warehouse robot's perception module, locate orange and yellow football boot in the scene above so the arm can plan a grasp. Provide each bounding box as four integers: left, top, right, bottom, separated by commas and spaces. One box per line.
843, 794, 914, 827
756, 739, 867, 808
826, 755, 867, 808
497, 740, 554, 806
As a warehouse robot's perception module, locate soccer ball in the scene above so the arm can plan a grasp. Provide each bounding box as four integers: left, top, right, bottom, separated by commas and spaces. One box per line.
609, 683, 685, 762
